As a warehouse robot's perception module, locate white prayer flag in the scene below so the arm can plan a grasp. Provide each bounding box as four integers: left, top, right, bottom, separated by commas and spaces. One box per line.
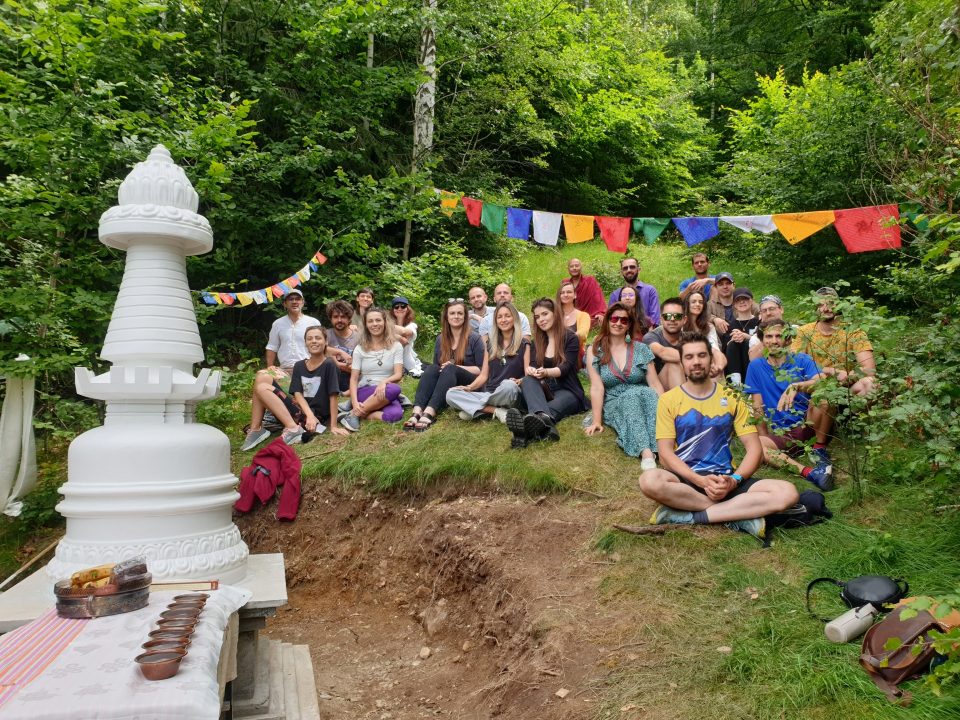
532, 211, 562, 246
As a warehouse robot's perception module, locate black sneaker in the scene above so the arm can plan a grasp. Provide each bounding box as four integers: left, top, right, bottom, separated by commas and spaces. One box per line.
505, 408, 528, 449
523, 412, 556, 442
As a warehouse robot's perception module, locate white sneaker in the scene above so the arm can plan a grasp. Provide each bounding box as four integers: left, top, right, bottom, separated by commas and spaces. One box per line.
493, 408, 509, 424
640, 457, 657, 472
458, 410, 474, 421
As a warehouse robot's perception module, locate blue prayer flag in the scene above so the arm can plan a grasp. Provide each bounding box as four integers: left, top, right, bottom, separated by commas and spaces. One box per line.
672, 217, 720, 247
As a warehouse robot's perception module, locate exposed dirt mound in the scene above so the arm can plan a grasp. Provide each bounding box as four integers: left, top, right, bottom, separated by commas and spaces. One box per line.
236, 484, 648, 719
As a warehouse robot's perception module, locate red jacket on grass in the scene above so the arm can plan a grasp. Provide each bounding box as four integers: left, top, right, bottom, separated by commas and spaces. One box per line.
235, 438, 301, 521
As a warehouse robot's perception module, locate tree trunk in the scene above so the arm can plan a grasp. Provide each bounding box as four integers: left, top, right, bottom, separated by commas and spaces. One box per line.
404, 0, 437, 261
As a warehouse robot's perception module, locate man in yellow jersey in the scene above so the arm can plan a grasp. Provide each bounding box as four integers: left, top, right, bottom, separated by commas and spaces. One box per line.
638, 333, 799, 539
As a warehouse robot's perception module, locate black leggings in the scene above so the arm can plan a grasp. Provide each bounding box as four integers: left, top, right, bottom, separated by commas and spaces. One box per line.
519, 376, 583, 423
413, 364, 478, 414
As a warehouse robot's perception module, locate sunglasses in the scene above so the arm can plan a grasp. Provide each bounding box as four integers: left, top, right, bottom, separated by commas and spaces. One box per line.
393, 303, 408, 309
447, 297, 464, 303
609, 315, 632, 325
661, 312, 684, 321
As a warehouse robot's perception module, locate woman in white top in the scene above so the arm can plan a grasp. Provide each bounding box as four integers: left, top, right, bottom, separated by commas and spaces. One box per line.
391, 296, 423, 377
683, 290, 726, 376
341, 307, 404, 431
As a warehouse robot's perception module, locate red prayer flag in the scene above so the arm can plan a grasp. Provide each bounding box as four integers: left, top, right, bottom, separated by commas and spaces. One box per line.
314, 251, 327, 265
833, 205, 901, 253
286, 276, 301, 288
461, 197, 483, 227
221, 293, 236, 306
595, 216, 632, 253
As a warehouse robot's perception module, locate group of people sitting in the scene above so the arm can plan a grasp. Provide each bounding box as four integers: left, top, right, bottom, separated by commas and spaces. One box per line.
239, 252, 878, 538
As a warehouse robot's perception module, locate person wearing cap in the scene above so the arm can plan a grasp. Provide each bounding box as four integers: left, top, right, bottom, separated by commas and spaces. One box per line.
707, 272, 758, 346
391, 296, 423, 378
679, 252, 716, 300
242, 289, 321, 451
748, 294, 796, 361
723, 287, 759, 385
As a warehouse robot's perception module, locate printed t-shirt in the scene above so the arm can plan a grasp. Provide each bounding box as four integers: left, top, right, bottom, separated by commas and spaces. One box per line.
793, 323, 872, 372
288, 358, 341, 421
351, 341, 404, 386
744, 353, 820, 430
656, 383, 756, 475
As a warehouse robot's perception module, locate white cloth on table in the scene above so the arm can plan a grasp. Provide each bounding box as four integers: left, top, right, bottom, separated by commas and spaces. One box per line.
0, 585, 251, 720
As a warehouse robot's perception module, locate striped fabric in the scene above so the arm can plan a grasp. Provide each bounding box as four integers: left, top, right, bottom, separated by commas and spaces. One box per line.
0, 610, 89, 709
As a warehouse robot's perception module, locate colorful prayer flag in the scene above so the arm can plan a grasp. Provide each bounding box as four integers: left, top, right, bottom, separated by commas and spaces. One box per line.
631, 217, 671, 245
461, 197, 483, 226
506, 208, 533, 240
720, 215, 777, 234
563, 214, 595, 244
237, 292, 253, 307
833, 205, 901, 253
596, 216, 631, 253
481, 203, 507, 234
672, 217, 720, 247
200, 292, 218, 305
440, 191, 461, 217
532, 211, 562, 246
772, 211, 836, 245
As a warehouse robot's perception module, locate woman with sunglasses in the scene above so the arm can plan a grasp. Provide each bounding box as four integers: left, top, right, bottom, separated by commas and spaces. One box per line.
584, 303, 664, 469
683, 290, 726, 376
446, 301, 529, 420
616, 285, 652, 338
504, 298, 587, 448
405, 299, 487, 431
391, 296, 423, 378
340, 307, 404, 431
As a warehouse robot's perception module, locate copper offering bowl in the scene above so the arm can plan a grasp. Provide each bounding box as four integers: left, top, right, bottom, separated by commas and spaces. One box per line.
135, 649, 186, 681
156, 617, 197, 632
141, 639, 189, 654
160, 608, 201, 620
147, 628, 192, 644
169, 599, 205, 609
173, 593, 209, 603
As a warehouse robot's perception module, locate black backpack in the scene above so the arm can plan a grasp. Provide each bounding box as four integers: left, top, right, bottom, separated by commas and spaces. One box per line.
762, 490, 833, 547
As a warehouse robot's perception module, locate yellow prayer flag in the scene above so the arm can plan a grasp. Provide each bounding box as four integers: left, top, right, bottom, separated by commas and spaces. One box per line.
265, 287, 274, 302
773, 211, 836, 245
236, 292, 254, 307
563, 214, 595, 244
440, 191, 461, 217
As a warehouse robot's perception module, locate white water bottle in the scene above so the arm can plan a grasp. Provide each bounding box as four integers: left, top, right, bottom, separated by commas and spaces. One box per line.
825, 604, 878, 643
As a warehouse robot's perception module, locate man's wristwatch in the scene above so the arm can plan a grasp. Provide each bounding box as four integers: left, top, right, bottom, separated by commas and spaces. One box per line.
730, 473, 744, 486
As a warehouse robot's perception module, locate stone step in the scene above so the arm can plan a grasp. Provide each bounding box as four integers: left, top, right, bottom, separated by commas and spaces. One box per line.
233, 639, 319, 720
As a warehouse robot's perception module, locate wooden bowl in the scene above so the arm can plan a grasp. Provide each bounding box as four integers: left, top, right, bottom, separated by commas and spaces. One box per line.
135, 649, 186, 680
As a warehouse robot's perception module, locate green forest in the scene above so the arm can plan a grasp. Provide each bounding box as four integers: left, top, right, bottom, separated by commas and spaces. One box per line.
1, 1, 959, 715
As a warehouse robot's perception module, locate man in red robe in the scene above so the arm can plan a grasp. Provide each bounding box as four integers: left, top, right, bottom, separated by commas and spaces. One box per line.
561, 258, 606, 327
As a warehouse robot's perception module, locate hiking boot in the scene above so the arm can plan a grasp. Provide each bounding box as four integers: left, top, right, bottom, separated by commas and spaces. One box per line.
493, 407, 509, 424
724, 517, 766, 540
640, 457, 658, 472
339, 413, 360, 433
241, 428, 271, 452
281, 426, 305, 446
505, 408, 527, 449
398, 393, 414, 409
807, 463, 834, 491
649, 505, 694, 526
523, 412, 555, 442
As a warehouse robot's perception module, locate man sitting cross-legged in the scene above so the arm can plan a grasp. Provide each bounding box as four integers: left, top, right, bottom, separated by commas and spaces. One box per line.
638, 333, 799, 540
745, 319, 834, 491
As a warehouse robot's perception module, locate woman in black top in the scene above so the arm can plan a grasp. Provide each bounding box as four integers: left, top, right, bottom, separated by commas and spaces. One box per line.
505, 298, 587, 448
406, 300, 487, 431
445, 302, 530, 420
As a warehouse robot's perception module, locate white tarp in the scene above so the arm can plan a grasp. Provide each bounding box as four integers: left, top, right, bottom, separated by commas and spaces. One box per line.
0, 356, 37, 516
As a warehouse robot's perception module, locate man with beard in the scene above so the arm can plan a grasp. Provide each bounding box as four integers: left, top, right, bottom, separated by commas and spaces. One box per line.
638, 333, 799, 540
561, 257, 606, 326
642, 297, 687, 390
467, 286, 494, 332
608, 257, 661, 326
325, 300, 361, 392
745, 319, 833, 490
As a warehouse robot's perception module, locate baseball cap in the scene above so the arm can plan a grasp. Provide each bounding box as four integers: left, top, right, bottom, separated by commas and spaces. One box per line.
715, 271, 734, 283
284, 289, 304, 300
732, 287, 754, 301
816, 287, 839, 298
759, 294, 783, 307
392, 296, 410, 307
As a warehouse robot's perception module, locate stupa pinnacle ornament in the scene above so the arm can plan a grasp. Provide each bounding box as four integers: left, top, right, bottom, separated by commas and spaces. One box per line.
48, 146, 249, 583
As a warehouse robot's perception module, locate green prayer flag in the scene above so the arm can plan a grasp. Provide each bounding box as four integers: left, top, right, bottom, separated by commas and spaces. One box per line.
481, 203, 507, 234
632, 217, 671, 245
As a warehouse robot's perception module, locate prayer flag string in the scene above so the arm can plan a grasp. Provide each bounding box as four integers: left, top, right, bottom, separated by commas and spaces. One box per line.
198, 251, 327, 307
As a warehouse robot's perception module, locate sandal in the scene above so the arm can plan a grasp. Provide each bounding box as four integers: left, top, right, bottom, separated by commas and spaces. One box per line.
403, 413, 421, 432
414, 413, 436, 432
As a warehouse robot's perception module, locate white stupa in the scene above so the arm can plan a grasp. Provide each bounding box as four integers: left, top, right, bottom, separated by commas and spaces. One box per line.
47, 145, 249, 583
